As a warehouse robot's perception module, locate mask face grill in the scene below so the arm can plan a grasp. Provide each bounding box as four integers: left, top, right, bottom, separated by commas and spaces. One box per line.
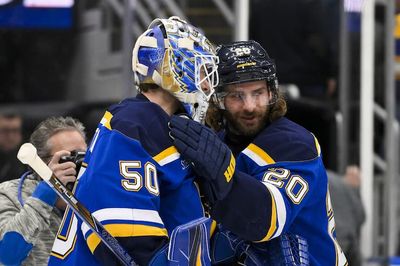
132, 16, 219, 123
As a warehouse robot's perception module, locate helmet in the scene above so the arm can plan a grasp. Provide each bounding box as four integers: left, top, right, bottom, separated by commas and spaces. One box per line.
214, 40, 278, 109
132, 16, 219, 123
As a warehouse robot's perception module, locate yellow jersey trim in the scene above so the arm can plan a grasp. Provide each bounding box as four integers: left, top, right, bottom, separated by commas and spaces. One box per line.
257, 189, 277, 242
101, 111, 113, 130
86, 224, 168, 254
248, 143, 275, 165
153, 146, 178, 163
312, 134, 321, 156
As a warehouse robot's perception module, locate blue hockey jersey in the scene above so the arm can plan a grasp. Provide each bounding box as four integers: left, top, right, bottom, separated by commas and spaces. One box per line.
220, 117, 347, 266
49, 95, 204, 265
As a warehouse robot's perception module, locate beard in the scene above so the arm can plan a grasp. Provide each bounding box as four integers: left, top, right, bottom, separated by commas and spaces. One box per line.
224, 107, 269, 137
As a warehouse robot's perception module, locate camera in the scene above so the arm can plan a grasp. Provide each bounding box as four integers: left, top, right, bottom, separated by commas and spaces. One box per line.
59, 150, 86, 191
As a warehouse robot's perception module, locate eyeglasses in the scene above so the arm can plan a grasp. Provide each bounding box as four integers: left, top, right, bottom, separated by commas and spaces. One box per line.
223, 88, 270, 105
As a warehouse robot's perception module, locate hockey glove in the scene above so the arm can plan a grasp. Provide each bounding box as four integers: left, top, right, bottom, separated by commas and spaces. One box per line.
169, 115, 235, 203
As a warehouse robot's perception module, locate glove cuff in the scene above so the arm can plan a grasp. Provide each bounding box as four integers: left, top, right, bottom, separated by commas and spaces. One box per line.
198, 152, 235, 208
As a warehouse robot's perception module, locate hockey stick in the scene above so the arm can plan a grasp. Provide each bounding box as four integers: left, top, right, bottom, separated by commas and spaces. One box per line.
17, 143, 138, 266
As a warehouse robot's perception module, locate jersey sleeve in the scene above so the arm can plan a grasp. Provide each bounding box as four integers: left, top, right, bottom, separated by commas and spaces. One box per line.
74, 118, 168, 265
236, 133, 325, 242
52, 106, 168, 265
0, 180, 57, 265
212, 118, 326, 243
255, 158, 325, 241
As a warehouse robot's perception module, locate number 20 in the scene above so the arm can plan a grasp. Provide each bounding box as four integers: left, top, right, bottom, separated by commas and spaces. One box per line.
263, 168, 309, 204
120, 161, 159, 195
234, 47, 251, 56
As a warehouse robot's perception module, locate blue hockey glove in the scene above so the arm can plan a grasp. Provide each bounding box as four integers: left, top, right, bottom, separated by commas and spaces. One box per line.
169, 115, 235, 203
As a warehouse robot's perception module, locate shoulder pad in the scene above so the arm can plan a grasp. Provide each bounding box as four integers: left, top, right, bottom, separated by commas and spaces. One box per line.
249, 118, 319, 163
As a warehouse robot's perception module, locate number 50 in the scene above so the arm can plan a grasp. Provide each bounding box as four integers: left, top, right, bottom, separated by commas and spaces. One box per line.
120, 161, 160, 195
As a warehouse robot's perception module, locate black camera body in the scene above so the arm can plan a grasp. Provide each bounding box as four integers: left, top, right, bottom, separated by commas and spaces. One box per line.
59, 150, 86, 191
60, 150, 85, 166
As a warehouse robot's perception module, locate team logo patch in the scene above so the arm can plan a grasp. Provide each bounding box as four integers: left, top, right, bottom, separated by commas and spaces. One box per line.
181, 159, 190, 170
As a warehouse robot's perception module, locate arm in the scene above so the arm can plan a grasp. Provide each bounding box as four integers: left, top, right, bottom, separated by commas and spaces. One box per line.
169, 116, 273, 241
0, 150, 76, 265
207, 171, 274, 241
0, 180, 56, 265
72, 125, 168, 265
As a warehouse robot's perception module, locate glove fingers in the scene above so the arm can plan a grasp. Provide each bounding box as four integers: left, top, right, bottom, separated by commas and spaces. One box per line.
170, 115, 204, 135
170, 115, 191, 131
170, 127, 199, 150
174, 138, 201, 163
170, 116, 202, 142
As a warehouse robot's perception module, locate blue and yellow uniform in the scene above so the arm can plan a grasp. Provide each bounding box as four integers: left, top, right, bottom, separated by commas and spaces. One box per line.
213, 117, 347, 265
49, 95, 204, 265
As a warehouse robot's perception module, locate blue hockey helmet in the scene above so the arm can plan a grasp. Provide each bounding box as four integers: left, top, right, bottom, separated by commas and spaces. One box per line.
132, 16, 219, 123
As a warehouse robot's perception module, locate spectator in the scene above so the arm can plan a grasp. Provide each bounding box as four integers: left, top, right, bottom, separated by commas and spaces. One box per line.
0, 116, 87, 265
328, 165, 365, 266
0, 112, 26, 183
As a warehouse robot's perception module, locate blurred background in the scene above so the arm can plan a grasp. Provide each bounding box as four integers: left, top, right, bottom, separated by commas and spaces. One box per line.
0, 0, 399, 265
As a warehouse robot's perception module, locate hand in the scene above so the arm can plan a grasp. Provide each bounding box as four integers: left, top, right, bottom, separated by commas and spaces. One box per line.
169, 115, 235, 202
48, 150, 77, 187
344, 165, 361, 188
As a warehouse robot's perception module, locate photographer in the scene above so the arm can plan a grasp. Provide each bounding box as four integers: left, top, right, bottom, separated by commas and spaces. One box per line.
0, 116, 87, 266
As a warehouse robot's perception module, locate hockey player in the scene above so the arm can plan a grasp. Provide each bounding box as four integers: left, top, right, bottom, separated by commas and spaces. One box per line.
48, 17, 218, 266
169, 40, 348, 265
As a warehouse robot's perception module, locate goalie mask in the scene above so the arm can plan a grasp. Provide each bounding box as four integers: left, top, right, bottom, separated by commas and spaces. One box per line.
213, 40, 278, 110
132, 16, 219, 123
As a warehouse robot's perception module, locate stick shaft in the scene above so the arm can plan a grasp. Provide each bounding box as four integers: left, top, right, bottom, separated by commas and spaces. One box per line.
17, 143, 137, 265
48, 174, 137, 266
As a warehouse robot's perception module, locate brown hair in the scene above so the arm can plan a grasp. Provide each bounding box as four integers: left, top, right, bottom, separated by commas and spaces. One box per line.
205, 90, 287, 132
138, 83, 160, 93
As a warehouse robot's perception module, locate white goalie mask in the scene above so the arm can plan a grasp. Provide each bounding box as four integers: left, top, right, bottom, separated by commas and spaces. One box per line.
132, 16, 219, 123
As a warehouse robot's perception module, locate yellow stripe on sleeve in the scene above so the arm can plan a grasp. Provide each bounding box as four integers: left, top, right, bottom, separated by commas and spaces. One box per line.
153, 146, 180, 165
86, 224, 168, 253
256, 189, 277, 242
